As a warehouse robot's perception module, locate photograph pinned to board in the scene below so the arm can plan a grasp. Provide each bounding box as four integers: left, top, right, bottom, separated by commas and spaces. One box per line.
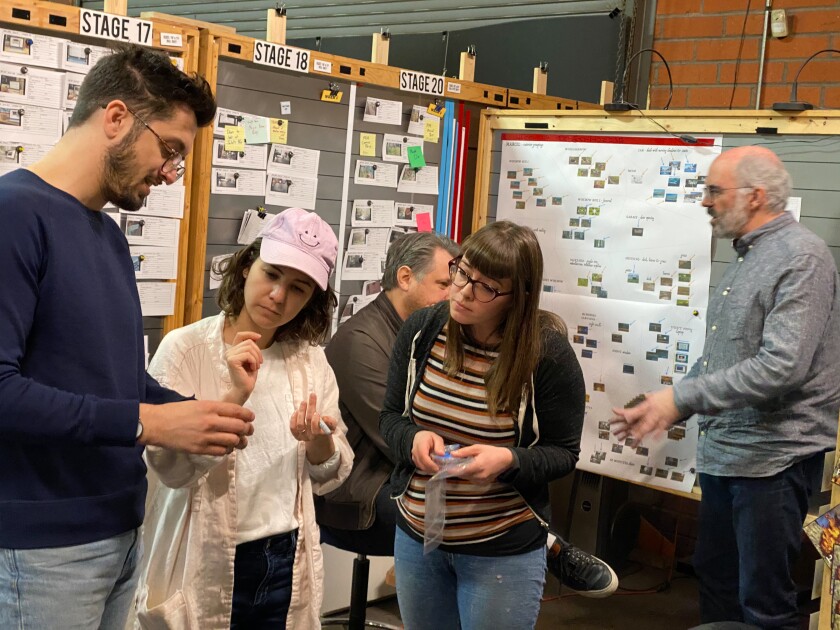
397, 164, 439, 195
266, 143, 320, 178
129, 246, 178, 281
407, 104, 427, 136
121, 214, 180, 248
347, 226, 390, 253
208, 253, 235, 289
0, 140, 49, 176
212, 138, 269, 170
0, 101, 63, 144
0, 29, 63, 69
387, 226, 417, 251
381, 133, 423, 164
362, 96, 403, 126
354, 159, 398, 188
341, 251, 385, 281
212, 106, 268, 138
63, 73, 84, 110
60, 41, 111, 74
264, 173, 318, 210
394, 202, 433, 229
0, 63, 65, 110
351, 198, 395, 228
211, 168, 266, 196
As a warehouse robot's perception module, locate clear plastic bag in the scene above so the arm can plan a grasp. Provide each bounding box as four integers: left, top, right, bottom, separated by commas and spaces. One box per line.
423, 444, 473, 554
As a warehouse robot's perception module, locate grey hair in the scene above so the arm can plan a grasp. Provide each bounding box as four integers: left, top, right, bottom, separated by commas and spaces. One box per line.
735, 152, 792, 213
381, 231, 460, 290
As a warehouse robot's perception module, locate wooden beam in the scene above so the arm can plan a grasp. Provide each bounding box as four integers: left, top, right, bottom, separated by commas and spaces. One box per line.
103, 0, 127, 16
265, 8, 286, 45
532, 65, 547, 95
141, 11, 236, 34
459, 50, 475, 83
371, 32, 390, 66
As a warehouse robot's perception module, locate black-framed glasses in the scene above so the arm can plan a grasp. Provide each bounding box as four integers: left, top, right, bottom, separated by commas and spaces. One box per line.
702, 184, 753, 202
449, 257, 514, 303
123, 104, 186, 181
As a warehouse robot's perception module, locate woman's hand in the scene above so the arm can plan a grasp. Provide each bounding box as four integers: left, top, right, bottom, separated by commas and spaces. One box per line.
290, 392, 336, 465
450, 444, 514, 484
223, 331, 263, 405
411, 430, 445, 474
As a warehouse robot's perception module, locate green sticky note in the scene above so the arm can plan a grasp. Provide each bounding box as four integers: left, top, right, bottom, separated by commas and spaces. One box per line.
243, 117, 270, 145
407, 145, 426, 168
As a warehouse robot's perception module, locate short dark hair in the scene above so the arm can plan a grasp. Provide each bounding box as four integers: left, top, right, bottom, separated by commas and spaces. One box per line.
214, 239, 336, 346
69, 44, 216, 129
381, 231, 459, 290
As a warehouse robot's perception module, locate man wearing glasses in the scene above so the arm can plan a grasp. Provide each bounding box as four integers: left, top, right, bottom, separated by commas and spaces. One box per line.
0, 45, 254, 628
612, 146, 840, 629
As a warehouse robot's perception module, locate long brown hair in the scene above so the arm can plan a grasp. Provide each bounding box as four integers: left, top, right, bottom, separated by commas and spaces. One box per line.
444, 221, 566, 416
214, 238, 336, 345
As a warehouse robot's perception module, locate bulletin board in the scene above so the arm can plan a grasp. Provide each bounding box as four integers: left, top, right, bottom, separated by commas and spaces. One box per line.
0, 0, 200, 359
181, 24, 598, 331
473, 108, 840, 629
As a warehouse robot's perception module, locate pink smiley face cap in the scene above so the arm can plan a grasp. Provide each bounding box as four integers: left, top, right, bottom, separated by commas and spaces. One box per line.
258, 207, 338, 290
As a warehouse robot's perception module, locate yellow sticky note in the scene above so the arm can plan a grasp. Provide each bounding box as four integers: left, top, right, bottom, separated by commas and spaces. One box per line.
320, 89, 343, 103
423, 118, 439, 144
360, 133, 376, 157
270, 118, 288, 144
224, 125, 245, 152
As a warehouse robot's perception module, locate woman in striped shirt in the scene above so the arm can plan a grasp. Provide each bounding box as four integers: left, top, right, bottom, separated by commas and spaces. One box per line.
380, 220, 586, 630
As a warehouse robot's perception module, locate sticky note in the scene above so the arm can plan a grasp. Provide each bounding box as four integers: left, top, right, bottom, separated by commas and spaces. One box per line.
360, 133, 376, 157
224, 126, 245, 152
270, 118, 288, 144
320, 89, 343, 103
415, 212, 432, 232
423, 118, 439, 143
243, 116, 270, 145
407, 145, 426, 168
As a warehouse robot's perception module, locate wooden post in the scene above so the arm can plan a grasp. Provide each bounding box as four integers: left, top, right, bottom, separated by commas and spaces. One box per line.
266, 8, 287, 45
600, 80, 615, 106
371, 32, 390, 65
104, 0, 128, 15
533, 63, 548, 95
459, 47, 476, 83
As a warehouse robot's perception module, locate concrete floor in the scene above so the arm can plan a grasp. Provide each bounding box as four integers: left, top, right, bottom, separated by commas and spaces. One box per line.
350, 566, 702, 629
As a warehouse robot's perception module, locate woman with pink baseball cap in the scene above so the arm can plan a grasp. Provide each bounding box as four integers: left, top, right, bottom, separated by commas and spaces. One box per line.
134, 208, 354, 629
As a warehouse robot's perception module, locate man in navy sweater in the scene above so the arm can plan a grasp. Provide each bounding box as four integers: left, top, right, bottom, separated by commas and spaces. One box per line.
0, 45, 254, 629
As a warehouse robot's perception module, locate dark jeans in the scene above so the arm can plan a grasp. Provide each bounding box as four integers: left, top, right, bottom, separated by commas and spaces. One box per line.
694, 457, 816, 630
230, 530, 297, 630
320, 481, 397, 556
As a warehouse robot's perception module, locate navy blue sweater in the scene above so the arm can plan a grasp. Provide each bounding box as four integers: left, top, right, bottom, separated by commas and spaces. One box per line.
0, 169, 183, 549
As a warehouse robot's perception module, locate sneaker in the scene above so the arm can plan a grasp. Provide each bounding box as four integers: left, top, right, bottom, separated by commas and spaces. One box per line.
547, 540, 619, 598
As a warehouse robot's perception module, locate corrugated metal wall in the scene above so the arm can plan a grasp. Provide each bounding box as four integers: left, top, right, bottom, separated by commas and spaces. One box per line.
80, 0, 620, 39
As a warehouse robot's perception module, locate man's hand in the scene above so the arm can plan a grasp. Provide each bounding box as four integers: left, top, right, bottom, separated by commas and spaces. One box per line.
223, 331, 263, 405
450, 444, 513, 484
610, 388, 681, 442
411, 430, 445, 474
139, 400, 255, 456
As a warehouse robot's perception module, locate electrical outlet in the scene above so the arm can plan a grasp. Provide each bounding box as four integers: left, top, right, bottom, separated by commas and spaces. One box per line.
771, 9, 789, 38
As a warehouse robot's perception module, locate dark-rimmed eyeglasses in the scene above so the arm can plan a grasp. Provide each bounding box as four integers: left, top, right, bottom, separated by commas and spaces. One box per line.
449, 257, 514, 303
702, 185, 753, 202
123, 103, 186, 181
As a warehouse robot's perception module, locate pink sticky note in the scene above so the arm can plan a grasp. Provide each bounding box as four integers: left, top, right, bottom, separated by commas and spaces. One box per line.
415, 212, 432, 232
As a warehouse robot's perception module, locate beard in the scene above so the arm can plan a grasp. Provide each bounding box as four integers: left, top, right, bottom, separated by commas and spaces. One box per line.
100, 128, 152, 212
710, 196, 751, 239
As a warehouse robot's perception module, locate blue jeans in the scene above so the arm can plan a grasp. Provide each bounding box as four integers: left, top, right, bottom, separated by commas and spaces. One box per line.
694, 459, 813, 630
230, 530, 297, 629
394, 527, 546, 630
0, 528, 141, 630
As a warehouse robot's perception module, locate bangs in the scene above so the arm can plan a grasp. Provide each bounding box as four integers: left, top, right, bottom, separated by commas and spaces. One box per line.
461, 230, 518, 283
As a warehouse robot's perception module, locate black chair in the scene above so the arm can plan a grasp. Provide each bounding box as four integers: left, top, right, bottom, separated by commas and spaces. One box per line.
319, 524, 400, 630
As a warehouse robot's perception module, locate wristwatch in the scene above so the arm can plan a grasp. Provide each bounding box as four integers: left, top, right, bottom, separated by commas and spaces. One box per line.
136, 418, 144, 441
